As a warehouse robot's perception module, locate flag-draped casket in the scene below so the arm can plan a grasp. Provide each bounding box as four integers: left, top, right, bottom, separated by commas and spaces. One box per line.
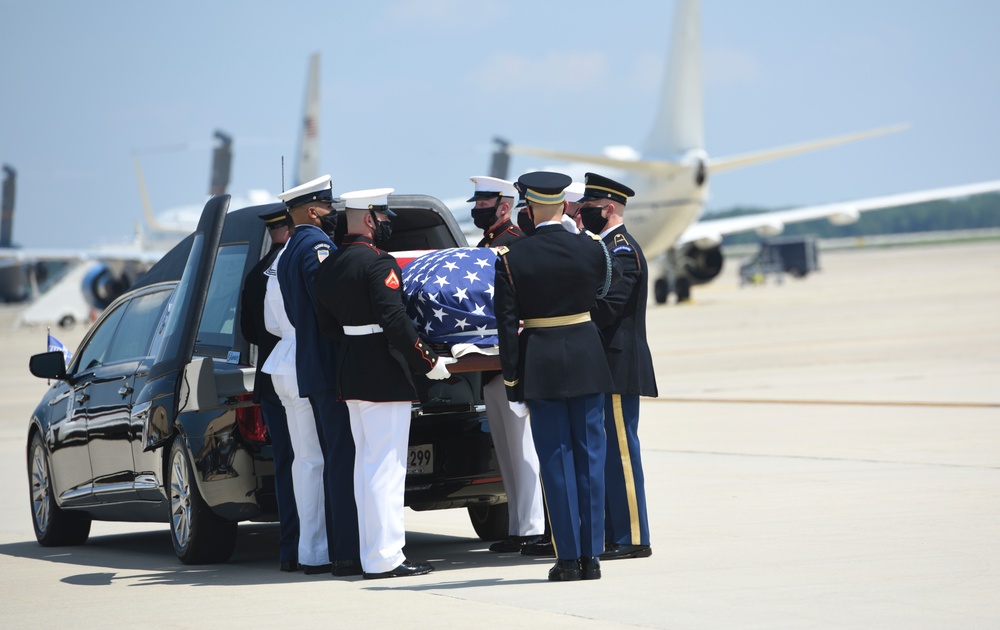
399, 247, 502, 372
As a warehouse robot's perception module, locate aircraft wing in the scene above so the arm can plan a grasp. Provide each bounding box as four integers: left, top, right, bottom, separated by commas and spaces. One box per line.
505, 145, 685, 177
707, 124, 909, 174
678, 180, 1000, 248
0, 245, 163, 265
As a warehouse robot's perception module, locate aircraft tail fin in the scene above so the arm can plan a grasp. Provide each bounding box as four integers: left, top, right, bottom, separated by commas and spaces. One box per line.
208, 130, 233, 196
708, 124, 909, 174
133, 157, 187, 235
1, 165, 15, 248
294, 52, 321, 187
644, 0, 702, 158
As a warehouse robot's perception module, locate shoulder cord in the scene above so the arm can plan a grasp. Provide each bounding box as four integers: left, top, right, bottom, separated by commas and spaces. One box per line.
597, 238, 612, 299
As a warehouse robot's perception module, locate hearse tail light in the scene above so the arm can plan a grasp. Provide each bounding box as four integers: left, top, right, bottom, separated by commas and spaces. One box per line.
234, 393, 268, 444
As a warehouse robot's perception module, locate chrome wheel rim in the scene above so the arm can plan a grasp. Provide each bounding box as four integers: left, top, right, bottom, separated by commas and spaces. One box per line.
169, 449, 192, 549
30, 442, 50, 535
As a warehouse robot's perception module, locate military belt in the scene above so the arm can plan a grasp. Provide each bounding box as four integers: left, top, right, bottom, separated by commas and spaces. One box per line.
522, 312, 590, 329
343, 324, 384, 336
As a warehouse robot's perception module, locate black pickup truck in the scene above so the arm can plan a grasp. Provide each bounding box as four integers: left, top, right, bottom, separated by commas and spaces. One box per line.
27, 194, 507, 564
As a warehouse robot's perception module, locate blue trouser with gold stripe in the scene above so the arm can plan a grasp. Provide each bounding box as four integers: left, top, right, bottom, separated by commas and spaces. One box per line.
604, 394, 650, 546
527, 394, 606, 560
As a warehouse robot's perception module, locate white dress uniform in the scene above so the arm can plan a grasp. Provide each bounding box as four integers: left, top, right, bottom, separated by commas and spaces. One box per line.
261, 248, 330, 567
345, 398, 411, 573
483, 375, 544, 537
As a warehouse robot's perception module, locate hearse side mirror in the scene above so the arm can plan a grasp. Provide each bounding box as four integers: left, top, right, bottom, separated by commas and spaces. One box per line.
29, 351, 69, 381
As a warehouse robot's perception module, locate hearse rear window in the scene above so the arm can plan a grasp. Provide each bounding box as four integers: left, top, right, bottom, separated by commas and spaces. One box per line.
197, 244, 249, 349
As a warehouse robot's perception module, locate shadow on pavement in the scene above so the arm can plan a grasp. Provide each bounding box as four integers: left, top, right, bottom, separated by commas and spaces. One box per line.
0, 524, 553, 587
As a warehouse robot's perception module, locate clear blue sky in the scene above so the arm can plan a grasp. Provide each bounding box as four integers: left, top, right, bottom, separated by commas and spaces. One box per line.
2, 0, 998, 249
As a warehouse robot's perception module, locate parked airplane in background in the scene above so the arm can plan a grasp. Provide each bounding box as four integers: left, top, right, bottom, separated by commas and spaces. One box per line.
494, 0, 1000, 303
0, 52, 322, 322
1, 164, 35, 303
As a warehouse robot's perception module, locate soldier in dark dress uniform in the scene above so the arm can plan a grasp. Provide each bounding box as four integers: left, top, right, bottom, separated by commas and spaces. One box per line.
238, 208, 298, 571
275, 174, 360, 576
494, 171, 615, 582
314, 187, 452, 580
578, 172, 659, 561
467, 176, 545, 554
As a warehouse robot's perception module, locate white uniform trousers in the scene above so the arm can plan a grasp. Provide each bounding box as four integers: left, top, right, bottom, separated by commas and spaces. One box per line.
346, 400, 410, 574
483, 374, 545, 536
272, 372, 329, 567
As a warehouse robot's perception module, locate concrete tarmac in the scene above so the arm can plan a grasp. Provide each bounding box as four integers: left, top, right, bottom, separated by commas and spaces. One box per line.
0, 240, 997, 629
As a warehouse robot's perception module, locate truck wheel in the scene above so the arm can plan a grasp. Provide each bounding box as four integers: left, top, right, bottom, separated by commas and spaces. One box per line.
468, 503, 509, 541
28, 432, 91, 546
788, 266, 805, 278
168, 439, 237, 564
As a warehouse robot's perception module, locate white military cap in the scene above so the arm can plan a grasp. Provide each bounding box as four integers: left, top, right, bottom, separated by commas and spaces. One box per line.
340, 187, 396, 216
466, 175, 518, 202
277, 174, 335, 208
564, 181, 586, 203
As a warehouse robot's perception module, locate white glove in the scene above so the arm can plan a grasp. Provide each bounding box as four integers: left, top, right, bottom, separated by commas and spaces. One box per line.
560, 213, 580, 234
508, 401, 529, 418
425, 357, 456, 380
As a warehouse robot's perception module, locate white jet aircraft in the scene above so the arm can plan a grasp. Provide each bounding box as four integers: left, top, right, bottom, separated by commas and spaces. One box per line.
500, 0, 1000, 303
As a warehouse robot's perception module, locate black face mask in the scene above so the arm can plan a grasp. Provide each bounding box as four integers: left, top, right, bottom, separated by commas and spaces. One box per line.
580, 205, 608, 234
516, 207, 535, 236
370, 209, 393, 244
318, 210, 338, 237
471, 202, 499, 231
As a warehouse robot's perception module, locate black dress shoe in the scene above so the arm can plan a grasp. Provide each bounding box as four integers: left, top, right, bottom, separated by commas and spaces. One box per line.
279, 560, 300, 572
520, 539, 555, 557
301, 563, 333, 575
548, 559, 581, 582
332, 558, 363, 577
489, 534, 546, 553
580, 556, 601, 580
600, 543, 652, 560
363, 559, 435, 580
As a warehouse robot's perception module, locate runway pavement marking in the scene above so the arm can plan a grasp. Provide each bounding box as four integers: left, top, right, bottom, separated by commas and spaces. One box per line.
662, 448, 1000, 470
646, 397, 1000, 409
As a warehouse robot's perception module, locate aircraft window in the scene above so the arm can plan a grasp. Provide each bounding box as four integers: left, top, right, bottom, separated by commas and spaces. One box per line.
104, 290, 172, 363
197, 244, 249, 348
74, 302, 128, 372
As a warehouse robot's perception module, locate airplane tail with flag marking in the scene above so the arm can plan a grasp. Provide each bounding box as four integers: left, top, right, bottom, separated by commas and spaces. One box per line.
294, 52, 321, 187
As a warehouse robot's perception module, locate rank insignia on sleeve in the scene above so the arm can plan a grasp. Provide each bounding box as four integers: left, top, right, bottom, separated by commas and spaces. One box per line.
385, 269, 400, 289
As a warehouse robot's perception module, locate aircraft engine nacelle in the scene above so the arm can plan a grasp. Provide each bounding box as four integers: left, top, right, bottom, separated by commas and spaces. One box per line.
680, 242, 724, 284
829, 206, 860, 226
754, 220, 785, 238
82, 263, 134, 311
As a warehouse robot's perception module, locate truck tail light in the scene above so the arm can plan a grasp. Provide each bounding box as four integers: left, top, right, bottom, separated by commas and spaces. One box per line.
234, 395, 268, 444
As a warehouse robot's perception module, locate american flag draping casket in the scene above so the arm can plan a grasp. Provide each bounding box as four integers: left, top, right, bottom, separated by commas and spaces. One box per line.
399, 247, 504, 372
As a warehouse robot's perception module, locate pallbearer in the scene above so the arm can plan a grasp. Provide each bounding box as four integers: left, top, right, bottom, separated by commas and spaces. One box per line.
494, 171, 615, 582
314, 187, 453, 579
467, 176, 545, 553
578, 172, 658, 561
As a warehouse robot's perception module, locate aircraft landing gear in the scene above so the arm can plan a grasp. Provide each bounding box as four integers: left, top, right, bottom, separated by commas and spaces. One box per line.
654, 278, 669, 304
653, 276, 692, 304
675, 277, 691, 303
